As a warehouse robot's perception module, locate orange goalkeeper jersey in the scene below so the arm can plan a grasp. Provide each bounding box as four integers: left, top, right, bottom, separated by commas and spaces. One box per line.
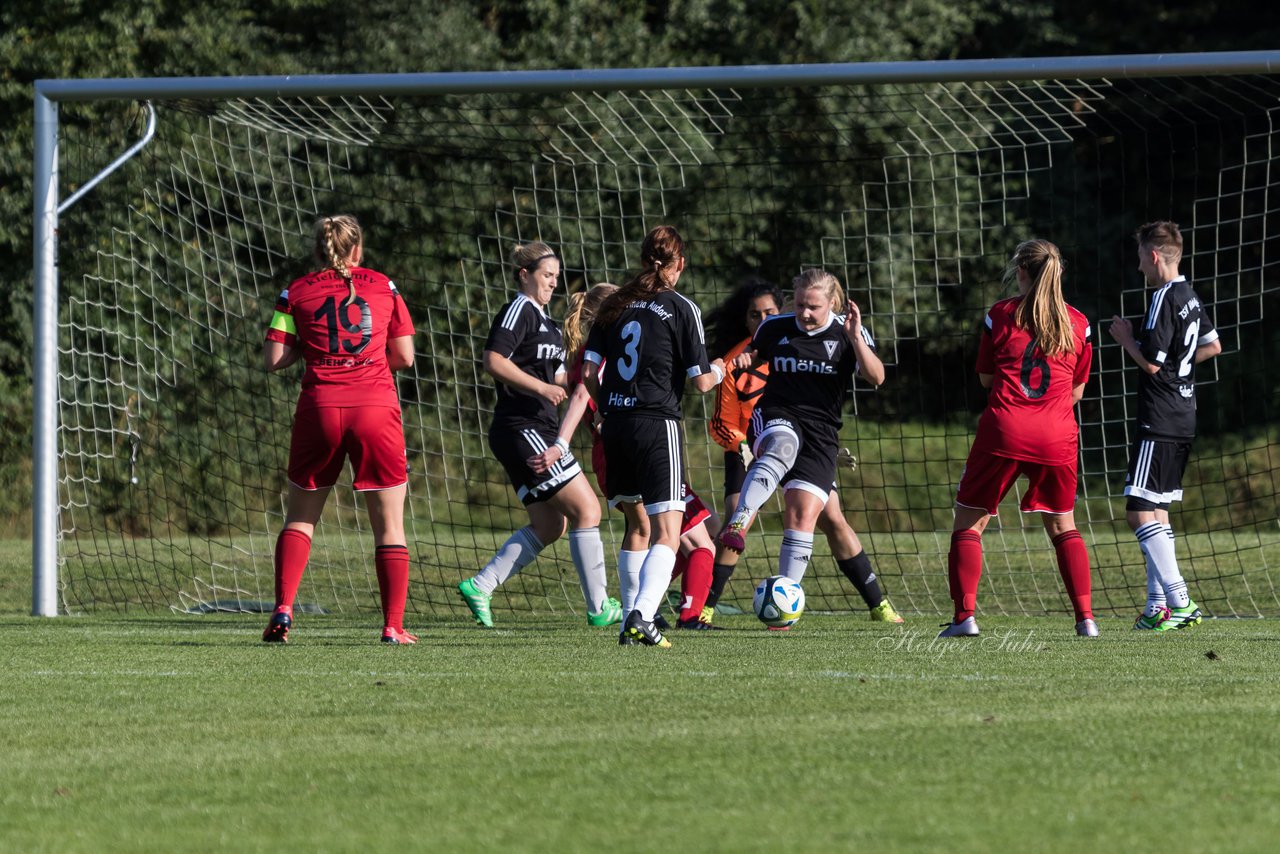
709, 336, 769, 450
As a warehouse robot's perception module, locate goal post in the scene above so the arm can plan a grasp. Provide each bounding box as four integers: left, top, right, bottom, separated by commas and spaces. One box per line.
32, 50, 1280, 618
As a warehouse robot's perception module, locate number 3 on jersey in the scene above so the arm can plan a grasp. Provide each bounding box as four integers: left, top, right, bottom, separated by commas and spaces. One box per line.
617, 320, 642, 381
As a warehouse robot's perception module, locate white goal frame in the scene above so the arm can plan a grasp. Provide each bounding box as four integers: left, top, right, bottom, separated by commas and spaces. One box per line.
32, 49, 1280, 616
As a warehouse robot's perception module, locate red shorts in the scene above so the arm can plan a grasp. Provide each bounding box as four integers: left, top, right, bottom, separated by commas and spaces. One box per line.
288, 405, 407, 492
956, 452, 1077, 515
682, 487, 711, 535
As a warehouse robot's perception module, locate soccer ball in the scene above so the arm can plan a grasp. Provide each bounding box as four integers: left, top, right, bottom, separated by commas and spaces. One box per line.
753, 575, 805, 629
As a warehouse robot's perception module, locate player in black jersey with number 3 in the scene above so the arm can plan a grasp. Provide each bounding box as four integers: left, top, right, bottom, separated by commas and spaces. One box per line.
583, 225, 725, 647
1108, 221, 1221, 631
717, 270, 886, 609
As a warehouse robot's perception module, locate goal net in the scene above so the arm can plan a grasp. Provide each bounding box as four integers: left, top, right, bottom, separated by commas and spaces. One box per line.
44, 62, 1280, 619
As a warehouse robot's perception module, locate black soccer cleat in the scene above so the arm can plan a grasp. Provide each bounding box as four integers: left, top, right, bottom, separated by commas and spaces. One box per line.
623, 609, 671, 648
652, 612, 671, 631
262, 610, 292, 644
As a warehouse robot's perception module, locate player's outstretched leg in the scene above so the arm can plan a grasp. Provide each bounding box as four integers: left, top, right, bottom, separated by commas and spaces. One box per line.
719, 430, 799, 553
457, 577, 495, 628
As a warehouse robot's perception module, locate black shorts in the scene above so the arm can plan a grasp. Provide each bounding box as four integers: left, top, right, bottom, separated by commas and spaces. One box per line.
602, 414, 686, 514
748, 407, 839, 502
723, 449, 747, 497
1124, 437, 1191, 511
489, 421, 581, 506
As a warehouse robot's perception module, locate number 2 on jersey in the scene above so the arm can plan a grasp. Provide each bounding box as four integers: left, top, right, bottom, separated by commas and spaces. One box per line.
315, 295, 372, 355
1177, 320, 1200, 378
617, 320, 642, 381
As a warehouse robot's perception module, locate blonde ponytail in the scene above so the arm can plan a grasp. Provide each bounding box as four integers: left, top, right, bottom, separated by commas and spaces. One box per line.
563, 282, 619, 357
1009, 239, 1073, 357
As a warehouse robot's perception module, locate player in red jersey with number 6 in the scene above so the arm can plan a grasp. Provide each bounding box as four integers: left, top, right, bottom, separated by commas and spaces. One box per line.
262, 215, 418, 644
940, 239, 1097, 638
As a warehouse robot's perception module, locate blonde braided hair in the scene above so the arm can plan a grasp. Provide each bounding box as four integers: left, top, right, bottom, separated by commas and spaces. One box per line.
314, 215, 362, 305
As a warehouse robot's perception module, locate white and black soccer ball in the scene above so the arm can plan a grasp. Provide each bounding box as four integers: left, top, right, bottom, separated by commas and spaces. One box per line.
753, 575, 805, 629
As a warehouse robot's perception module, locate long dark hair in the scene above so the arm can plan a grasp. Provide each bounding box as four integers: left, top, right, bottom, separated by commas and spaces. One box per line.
706, 275, 784, 357
595, 225, 685, 326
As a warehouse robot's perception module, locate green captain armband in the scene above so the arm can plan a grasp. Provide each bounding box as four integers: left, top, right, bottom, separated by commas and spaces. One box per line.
269, 310, 296, 336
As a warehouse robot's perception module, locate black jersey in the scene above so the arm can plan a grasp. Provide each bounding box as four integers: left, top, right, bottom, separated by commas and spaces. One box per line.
584, 290, 713, 420
484, 294, 565, 427
1135, 276, 1218, 440
753, 313, 875, 428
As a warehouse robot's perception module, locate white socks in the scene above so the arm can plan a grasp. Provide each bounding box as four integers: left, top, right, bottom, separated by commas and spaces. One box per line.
473, 526, 545, 595
1136, 520, 1189, 610
632, 544, 678, 622
617, 549, 647, 615
779, 529, 815, 581
568, 527, 609, 614
728, 454, 788, 529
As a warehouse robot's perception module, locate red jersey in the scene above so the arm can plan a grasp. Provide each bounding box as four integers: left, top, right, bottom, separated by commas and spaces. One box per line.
970, 296, 1091, 466
265, 267, 414, 411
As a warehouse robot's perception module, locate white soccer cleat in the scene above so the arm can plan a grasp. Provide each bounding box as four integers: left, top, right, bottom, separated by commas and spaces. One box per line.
937, 616, 980, 637
1075, 618, 1100, 637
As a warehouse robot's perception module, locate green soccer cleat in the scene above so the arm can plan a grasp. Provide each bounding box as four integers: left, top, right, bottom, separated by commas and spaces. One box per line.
1133, 606, 1170, 631
1155, 601, 1202, 632
699, 605, 716, 625
869, 600, 904, 624
457, 577, 494, 627
587, 596, 624, 627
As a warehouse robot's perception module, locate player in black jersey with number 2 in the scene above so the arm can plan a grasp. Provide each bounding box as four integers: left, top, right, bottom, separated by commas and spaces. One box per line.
583, 225, 725, 647
1108, 221, 1221, 632
717, 269, 886, 611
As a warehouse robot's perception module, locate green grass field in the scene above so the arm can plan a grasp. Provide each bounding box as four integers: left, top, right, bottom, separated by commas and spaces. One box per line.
4, 538, 1280, 851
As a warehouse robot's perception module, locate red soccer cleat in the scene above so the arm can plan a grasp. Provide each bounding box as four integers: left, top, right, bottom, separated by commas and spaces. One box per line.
717, 524, 747, 554
381, 627, 419, 644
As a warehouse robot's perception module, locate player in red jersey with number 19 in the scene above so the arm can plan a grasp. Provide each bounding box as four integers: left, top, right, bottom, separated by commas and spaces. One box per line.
262, 215, 417, 644
941, 239, 1097, 638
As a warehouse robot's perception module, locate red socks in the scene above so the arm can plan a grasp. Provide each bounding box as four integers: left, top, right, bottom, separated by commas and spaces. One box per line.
375, 544, 411, 631
948, 530, 983, 622
678, 548, 714, 622
273, 528, 313, 612
670, 551, 688, 580
1052, 530, 1093, 622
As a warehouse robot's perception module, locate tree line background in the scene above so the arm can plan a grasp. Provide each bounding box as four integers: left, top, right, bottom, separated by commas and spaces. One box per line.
3, 0, 1279, 536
